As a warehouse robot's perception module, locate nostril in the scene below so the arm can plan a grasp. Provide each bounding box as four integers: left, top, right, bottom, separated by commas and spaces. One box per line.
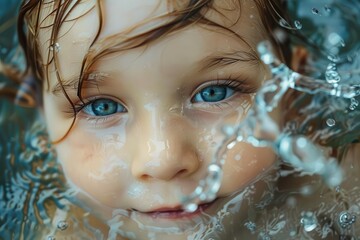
139, 174, 151, 181
177, 169, 188, 177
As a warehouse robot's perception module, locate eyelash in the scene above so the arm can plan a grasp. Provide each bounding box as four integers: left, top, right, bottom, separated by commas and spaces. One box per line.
63, 78, 257, 121
62, 97, 118, 124
206, 78, 257, 94
190, 78, 257, 107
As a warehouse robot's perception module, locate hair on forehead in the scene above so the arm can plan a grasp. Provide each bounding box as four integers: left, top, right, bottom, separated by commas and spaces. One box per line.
18, 0, 289, 143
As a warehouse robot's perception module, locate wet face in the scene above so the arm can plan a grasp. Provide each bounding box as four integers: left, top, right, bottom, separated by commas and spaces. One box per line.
40, 0, 277, 238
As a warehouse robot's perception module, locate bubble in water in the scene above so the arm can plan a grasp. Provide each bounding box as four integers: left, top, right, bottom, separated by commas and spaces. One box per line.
300, 211, 318, 232
294, 20, 302, 30
57, 220, 68, 231
325, 63, 341, 83
349, 98, 359, 110
326, 118, 336, 127
338, 211, 356, 228
223, 125, 235, 136
312, 7, 321, 15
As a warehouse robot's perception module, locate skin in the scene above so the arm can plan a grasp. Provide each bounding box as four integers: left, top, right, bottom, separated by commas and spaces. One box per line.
39, 0, 279, 239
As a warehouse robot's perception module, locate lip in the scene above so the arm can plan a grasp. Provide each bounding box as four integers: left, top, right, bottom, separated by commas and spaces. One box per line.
134, 200, 216, 219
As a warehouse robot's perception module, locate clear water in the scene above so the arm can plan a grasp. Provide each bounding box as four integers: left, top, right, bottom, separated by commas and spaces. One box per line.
1, 0, 360, 239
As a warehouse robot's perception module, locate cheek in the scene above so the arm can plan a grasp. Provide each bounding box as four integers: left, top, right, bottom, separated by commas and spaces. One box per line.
219, 143, 277, 195
55, 126, 132, 207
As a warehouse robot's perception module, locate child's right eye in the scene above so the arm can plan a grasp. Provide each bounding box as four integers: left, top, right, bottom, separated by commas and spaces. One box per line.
82, 98, 127, 116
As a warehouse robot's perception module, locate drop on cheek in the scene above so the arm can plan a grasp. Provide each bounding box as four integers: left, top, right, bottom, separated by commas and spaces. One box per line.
127, 182, 148, 199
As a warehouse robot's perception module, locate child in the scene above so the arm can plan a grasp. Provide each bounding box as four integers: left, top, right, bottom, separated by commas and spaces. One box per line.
1, 0, 359, 239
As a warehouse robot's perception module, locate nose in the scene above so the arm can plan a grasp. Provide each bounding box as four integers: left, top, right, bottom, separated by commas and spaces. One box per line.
131, 113, 201, 181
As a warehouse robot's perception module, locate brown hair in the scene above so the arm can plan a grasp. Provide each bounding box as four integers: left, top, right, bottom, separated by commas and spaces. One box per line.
16, 0, 290, 143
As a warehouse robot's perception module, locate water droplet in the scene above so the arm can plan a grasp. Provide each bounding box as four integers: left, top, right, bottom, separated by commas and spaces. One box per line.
294, 20, 302, 30
327, 54, 340, 63
57, 220, 68, 231
312, 7, 321, 15
49, 42, 61, 53
328, 32, 345, 47
300, 211, 318, 232
279, 18, 291, 29
349, 98, 359, 110
184, 203, 198, 212
227, 141, 236, 150
296, 137, 307, 148
244, 221, 256, 233
222, 125, 235, 136
325, 71, 341, 83
339, 211, 356, 228
325, 63, 341, 83
327, 63, 336, 71
326, 118, 336, 127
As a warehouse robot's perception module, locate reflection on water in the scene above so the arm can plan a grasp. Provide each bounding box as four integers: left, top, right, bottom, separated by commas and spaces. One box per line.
1, 0, 360, 239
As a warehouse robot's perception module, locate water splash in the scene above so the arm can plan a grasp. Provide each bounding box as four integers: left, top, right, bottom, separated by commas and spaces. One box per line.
300, 211, 318, 232
181, 40, 352, 210
325, 63, 341, 83
181, 163, 223, 212
338, 211, 356, 229
349, 98, 359, 110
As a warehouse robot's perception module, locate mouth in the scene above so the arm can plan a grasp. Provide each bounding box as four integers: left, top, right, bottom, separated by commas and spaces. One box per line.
133, 199, 217, 219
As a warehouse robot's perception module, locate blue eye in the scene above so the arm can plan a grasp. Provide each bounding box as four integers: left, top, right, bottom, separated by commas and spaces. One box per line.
193, 85, 235, 103
83, 98, 126, 116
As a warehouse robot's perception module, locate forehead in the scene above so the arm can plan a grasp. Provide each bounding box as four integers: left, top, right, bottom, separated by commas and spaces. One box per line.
38, 0, 267, 87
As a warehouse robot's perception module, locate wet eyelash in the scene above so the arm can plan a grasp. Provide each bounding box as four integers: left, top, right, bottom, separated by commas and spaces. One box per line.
191, 76, 257, 110
212, 76, 258, 94
73, 99, 90, 113
61, 98, 94, 118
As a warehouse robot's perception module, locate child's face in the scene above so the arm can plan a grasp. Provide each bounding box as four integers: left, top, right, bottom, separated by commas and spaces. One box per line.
41, 0, 277, 238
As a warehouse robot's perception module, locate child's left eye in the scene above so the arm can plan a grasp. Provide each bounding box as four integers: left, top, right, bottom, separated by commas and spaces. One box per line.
193, 85, 235, 103
82, 98, 126, 116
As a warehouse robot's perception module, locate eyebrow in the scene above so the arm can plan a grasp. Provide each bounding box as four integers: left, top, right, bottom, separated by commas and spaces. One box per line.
51, 50, 259, 95
51, 72, 110, 95
198, 50, 260, 71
